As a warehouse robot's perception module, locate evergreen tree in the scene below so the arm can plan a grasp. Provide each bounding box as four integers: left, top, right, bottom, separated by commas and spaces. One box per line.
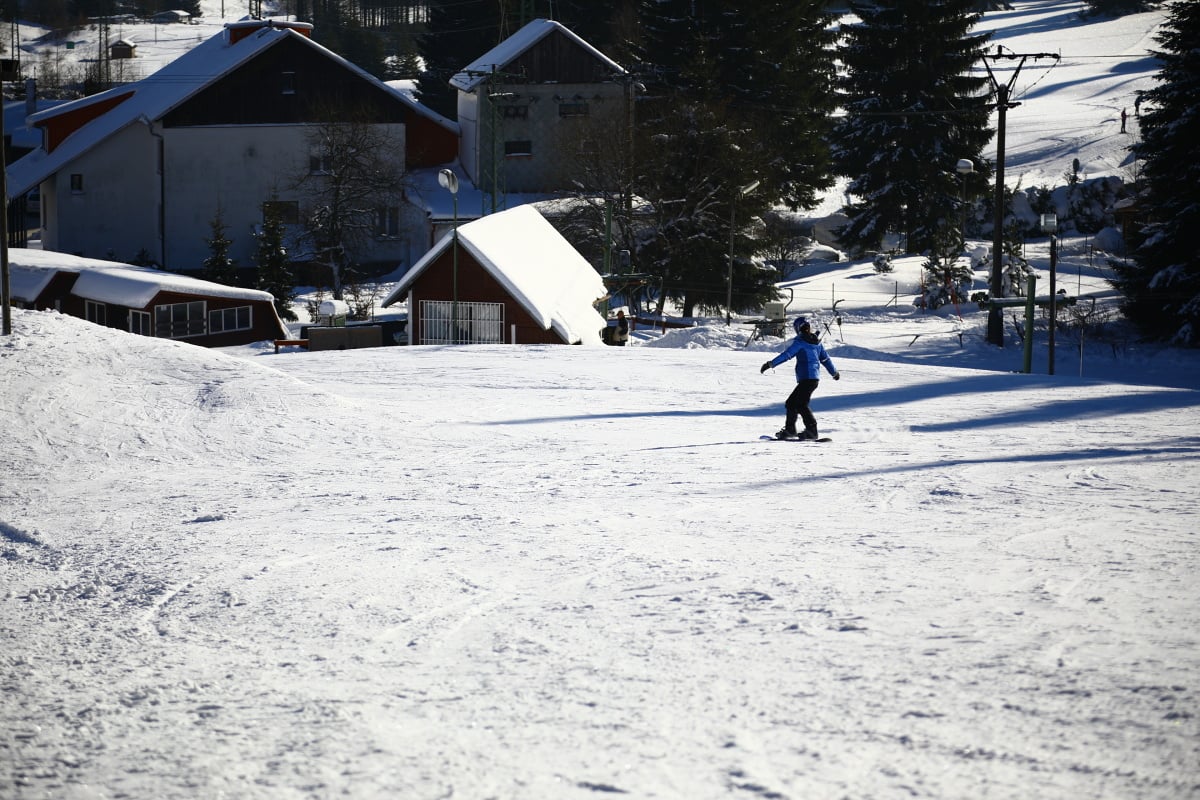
633, 0, 838, 317
256, 203, 298, 322
416, 0, 502, 120
1111, 0, 1200, 345
833, 0, 993, 255
202, 208, 238, 287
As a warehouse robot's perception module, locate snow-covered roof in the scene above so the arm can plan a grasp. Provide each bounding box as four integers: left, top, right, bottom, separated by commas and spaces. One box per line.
381, 204, 607, 345
450, 18, 625, 92
9, 248, 278, 307
3, 100, 70, 153
5, 22, 456, 200
404, 163, 563, 222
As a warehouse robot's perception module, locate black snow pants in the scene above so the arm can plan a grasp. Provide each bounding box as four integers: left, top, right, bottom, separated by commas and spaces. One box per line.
785, 378, 821, 433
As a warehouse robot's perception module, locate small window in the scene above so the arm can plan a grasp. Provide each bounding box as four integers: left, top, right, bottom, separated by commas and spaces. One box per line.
500, 105, 528, 120
70, 173, 84, 193
262, 200, 300, 225
85, 300, 106, 325
282, 71, 296, 95
208, 306, 252, 333
130, 310, 152, 336
558, 102, 589, 117
309, 153, 333, 174
504, 140, 533, 157
376, 206, 401, 238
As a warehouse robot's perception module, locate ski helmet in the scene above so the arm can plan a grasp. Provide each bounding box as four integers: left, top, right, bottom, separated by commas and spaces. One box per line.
793, 317, 810, 335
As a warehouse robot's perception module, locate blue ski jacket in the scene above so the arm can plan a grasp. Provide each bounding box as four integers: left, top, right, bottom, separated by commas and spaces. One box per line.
768, 333, 838, 381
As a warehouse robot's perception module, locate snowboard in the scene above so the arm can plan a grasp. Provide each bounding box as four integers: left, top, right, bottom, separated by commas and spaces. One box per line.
760, 435, 833, 443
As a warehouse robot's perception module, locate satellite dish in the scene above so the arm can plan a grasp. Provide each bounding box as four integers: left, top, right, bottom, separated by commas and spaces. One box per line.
438, 169, 459, 194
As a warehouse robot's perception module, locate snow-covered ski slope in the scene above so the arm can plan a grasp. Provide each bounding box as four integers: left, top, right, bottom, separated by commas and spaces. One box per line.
2, 308, 1197, 799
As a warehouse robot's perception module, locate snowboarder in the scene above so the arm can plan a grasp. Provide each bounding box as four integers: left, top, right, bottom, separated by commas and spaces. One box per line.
760, 317, 840, 440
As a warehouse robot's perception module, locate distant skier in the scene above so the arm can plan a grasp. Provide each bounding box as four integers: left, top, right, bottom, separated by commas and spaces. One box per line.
760, 317, 840, 440
1121, 107, 1128, 133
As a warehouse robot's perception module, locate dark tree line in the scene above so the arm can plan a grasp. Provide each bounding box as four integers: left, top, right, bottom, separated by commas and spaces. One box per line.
1111, 0, 1200, 345
833, 0, 993, 256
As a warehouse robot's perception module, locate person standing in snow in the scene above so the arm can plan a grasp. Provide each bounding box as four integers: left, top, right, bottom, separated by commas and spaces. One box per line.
614, 309, 629, 346
760, 317, 839, 440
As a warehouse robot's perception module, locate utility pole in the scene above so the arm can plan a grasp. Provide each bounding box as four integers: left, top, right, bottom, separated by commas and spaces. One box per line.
980, 46, 1059, 347
1, 114, 10, 336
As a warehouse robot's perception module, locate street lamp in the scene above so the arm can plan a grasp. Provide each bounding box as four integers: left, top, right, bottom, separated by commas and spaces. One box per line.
726, 179, 760, 326
1040, 212, 1058, 375
438, 168, 460, 344
956, 158, 974, 249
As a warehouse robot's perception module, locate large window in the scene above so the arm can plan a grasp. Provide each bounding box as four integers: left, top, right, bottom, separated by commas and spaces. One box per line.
208, 306, 252, 334
420, 300, 504, 345
155, 301, 207, 338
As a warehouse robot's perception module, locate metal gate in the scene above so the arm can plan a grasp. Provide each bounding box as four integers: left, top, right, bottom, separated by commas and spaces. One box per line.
419, 300, 505, 345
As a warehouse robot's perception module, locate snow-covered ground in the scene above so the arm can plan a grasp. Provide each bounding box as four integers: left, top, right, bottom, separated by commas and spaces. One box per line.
3, 301, 1198, 799
4, 2, 1199, 799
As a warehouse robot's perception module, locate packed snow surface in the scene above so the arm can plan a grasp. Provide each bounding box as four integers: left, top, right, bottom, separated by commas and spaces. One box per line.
2, 306, 1198, 799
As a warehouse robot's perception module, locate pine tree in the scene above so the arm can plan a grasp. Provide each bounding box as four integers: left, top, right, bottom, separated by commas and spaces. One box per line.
1111, 1, 1200, 345
202, 208, 238, 287
416, 0, 502, 120
833, 0, 993, 255
633, 0, 838, 317
256, 203, 298, 323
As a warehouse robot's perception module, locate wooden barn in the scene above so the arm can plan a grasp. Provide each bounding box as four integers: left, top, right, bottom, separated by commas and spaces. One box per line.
9, 250, 288, 348
380, 204, 607, 346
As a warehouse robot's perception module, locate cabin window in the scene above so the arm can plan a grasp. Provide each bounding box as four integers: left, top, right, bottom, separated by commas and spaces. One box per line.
262, 200, 300, 225
85, 300, 106, 325
70, 173, 84, 193
500, 105, 528, 120
155, 300, 207, 338
281, 71, 296, 95
558, 102, 588, 117
130, 310, 152, 336
376, 206, 401, 238
504, 140, 533, 157
209, 306, 252, 333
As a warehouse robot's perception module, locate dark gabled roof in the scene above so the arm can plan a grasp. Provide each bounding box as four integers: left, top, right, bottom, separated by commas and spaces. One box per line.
450, 18, 625, 92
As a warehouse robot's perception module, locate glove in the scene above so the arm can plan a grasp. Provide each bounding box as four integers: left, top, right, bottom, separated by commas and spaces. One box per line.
833, 372, 841, 380
760, 362, 772, 374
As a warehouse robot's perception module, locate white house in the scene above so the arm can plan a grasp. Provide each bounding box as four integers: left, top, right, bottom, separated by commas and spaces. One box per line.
6, 19, 458, 278
451, 18, 630, 199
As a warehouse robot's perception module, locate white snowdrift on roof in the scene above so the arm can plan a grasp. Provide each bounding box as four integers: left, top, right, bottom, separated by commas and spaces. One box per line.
9, 248, 277, 307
